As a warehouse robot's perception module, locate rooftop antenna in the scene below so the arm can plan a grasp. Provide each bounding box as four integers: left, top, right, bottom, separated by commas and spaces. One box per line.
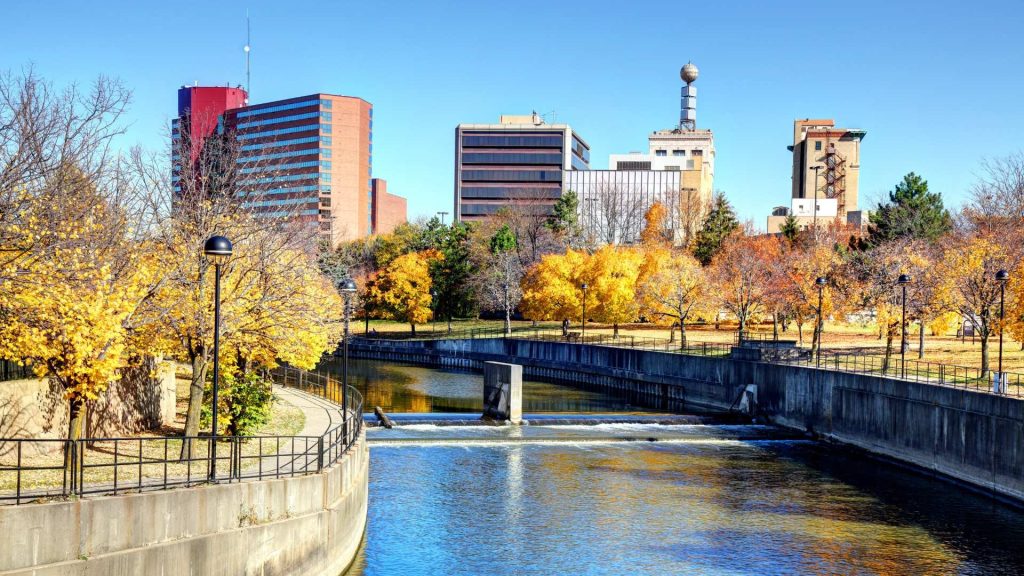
244, 10, 251, 104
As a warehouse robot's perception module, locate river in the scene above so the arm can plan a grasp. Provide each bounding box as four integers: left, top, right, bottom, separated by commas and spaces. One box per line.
324, 360, 1024, 575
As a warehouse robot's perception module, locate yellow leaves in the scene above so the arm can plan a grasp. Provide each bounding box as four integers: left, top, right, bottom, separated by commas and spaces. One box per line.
637, 247, 705, 325
367, 250, 438, 327
520, 249, 588, 321
584, 246, 644, 325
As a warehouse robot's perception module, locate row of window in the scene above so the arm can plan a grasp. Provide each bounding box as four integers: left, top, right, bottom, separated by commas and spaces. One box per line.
238, 111, 329, 129
240, 184, 330, 197
461, 169, 562, 182
243, 196, 319, 208
239, 160, 331, 174
239, 148, 330, 163
654, 149, 703, 157
241, 135, 331, 151
240, 173, 320, 185
460, 186, 561, 199
462, 152, 563, 165
235, 98, 322, 119
237, 124, 321, 140
462, 135, 563, 148
255, 209, 319, 218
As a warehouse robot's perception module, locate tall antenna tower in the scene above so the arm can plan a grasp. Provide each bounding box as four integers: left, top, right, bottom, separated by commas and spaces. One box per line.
244, 11, 251, 104
679, 61, 698, 131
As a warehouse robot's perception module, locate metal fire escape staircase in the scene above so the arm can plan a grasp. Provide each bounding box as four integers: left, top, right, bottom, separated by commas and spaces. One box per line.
824, 142, 847, 218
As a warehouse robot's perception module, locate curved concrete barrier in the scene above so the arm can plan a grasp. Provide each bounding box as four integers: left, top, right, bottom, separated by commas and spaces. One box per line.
0, 429, 368, 576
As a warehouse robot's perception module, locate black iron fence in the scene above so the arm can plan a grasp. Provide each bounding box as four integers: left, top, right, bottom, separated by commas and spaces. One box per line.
0, 366, 362, 505
0, 359, 34, 382
357, 328, 1024, 399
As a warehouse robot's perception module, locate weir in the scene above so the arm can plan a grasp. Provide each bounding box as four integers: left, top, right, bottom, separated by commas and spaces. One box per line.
349, 336, 1024, 504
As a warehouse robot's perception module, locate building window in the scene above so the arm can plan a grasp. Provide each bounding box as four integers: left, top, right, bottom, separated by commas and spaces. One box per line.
691, 149, 703, 156
320, 99, 332, 109
655, 150, 667, 157
321, 123, 332, 134
672, 150, 685, 156
815, 141, 822, 151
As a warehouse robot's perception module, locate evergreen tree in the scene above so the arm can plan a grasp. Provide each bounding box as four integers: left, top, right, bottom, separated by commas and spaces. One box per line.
779, 214, 800, 243
547, 189, 580, 235
868, 173, 952, 245
428, 222, 477, 328
692, 194, 740, 265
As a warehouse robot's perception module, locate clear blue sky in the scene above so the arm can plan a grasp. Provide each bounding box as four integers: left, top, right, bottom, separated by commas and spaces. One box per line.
3, 0, 1022, 226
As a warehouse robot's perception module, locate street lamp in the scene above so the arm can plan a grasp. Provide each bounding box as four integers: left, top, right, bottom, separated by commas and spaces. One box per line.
437, 211, 449, 226
809, 165, 824, 241
203, 235, 232, 481
430, 289, 438, 334
815, 276, 826, 366
897, 274, 911, 378
338, 278, 357, 447
997, 269, 1010, 389
581, 283, 589, 341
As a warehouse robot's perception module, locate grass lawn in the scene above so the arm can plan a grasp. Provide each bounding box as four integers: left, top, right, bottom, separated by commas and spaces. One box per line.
0, 364, 307, 501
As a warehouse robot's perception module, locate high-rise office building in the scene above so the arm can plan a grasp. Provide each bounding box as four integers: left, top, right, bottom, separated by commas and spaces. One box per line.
766, 118, 866, 234
173, 87, 403, 246
454, 113, 590, 221
370, 178, 407, 235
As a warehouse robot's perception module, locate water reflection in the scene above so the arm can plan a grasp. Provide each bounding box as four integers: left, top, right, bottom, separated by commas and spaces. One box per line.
346, 425, 1024, 576
317, 358, 648, 414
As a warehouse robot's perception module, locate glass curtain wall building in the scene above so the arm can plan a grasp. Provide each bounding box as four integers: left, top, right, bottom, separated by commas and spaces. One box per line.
454, 116, 590, 221
173, 87, 377, 247
565, 170, 683, 245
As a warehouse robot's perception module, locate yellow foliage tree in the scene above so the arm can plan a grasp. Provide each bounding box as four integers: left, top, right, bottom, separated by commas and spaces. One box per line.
519, 249, 588, 325
367, 250, 439, 334
585, 245, 644, 336
637, 247, 705, 346
0, 174, 163, 442
640, 201, 670, 248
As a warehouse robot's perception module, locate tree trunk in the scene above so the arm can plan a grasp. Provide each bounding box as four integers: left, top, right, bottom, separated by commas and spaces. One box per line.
797, 322, 803, 346
613, 323, 619, 338
181, 352, 209, 459
918, 322, 925, 359
411, 323, 416, 335
503, 282, 512, 336
68, 396, 85, 441
883, 331, 894, 373
980, 333, 990, 374
772, 313, 779, 340
669, 323, 675, 343
680, 322, 688, 350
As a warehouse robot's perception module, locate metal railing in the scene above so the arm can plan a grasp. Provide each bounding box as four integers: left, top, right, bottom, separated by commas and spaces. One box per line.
1, 359, 34, 382
0, 366, 362, 505
357, 327, 1024, 399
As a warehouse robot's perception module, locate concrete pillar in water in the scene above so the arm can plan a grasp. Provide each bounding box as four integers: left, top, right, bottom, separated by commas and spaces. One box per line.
482, 361, 522, 424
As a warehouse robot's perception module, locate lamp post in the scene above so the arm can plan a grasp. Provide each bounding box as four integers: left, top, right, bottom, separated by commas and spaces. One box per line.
581, 283, 588, 341
897, 274, 911, 378
437, 211, 449, 227
997, 269, 1009, 388
338, 278, 357, 446
430, 289, 438, 334
203, 235, 232, 481
815, 276, 826, 367
808, 165, 823, 241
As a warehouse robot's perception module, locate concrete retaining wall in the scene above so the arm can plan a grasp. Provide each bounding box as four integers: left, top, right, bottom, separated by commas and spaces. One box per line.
0, 357, 176, 455
351, 338, 1024, 503
0, 429, 368, 576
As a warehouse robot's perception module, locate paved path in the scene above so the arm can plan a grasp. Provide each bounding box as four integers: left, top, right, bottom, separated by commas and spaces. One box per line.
1, 385, 351, 504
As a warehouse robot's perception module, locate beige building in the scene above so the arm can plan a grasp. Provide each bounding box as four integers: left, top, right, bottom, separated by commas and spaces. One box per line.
767, 118, 866, 234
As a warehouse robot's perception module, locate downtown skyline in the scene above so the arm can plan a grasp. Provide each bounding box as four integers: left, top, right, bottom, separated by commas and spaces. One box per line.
2, 0, 1022, 225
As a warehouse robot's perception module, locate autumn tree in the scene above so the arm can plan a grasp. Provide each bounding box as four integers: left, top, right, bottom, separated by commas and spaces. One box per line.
640, 201, 671, 248
637, 248, 705, 346
585, 245, 644, 337
519, 249, 588, 326
472, 225, 523, 335
366, 250, 438, 334
939, 231, 1020, 373
692, 193, 740, 265
710, 234, 778, 334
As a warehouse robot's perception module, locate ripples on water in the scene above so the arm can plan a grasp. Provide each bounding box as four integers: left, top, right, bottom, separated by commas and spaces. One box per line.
329, 360, 1024, 575
346, 423, 1024, 576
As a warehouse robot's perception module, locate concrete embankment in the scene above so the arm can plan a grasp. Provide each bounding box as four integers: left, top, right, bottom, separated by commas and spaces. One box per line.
350, 337, 1024, 504
0, 416, 367, 576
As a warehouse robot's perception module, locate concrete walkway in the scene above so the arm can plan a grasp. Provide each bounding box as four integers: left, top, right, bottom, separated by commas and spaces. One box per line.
1, 385, 352, 504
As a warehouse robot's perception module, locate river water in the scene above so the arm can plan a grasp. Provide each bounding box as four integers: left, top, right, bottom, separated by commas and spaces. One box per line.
330, 360, 1024, 576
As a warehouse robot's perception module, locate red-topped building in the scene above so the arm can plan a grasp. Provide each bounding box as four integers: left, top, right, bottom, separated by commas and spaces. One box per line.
172, 86, 405, 246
